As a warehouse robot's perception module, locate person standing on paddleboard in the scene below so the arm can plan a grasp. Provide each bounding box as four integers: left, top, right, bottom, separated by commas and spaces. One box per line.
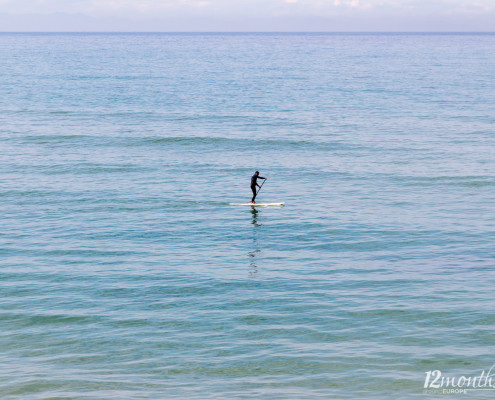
251, 171, 266, 204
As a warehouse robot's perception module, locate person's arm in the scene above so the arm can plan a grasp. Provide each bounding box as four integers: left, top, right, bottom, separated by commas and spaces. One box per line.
257, 176, 266, 187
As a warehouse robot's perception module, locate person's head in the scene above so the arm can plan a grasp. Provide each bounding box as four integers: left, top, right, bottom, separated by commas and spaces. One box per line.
255, 171, 259, 175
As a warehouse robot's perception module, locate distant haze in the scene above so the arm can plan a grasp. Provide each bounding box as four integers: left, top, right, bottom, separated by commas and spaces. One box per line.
0, 0, 494, 32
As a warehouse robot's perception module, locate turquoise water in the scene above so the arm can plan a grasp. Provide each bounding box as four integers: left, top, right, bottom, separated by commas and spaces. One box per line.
1, 33, 495, 399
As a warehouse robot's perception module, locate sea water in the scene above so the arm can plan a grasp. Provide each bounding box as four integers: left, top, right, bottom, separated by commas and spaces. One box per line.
1, 33, 494, 399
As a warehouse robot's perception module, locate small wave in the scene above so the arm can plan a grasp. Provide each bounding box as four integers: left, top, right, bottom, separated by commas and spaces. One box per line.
392, 175, 495, 187
44, 163, 151, 175
49, 111, 73, 115
19, 134, 89, 143
141, 136, 347, 150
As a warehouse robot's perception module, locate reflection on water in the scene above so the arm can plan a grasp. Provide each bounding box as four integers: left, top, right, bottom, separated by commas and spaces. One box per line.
248, 208, 261, 277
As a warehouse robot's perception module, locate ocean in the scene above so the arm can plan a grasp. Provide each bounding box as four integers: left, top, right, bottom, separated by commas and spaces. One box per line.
1, 32, 494, 399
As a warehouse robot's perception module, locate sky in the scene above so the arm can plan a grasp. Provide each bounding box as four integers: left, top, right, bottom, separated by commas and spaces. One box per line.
0, 0, 494, 32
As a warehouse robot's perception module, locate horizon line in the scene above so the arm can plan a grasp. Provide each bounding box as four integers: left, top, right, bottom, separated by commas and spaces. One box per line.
1, 31, 495, 34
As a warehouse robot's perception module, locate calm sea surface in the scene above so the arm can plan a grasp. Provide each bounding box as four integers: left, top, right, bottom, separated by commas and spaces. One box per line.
1, 33, 495, 399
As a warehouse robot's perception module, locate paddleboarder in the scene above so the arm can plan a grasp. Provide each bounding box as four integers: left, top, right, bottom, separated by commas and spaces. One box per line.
251, 171, 266, 204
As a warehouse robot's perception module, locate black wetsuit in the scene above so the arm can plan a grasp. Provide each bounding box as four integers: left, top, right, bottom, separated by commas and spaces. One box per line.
251, 174, 266, 202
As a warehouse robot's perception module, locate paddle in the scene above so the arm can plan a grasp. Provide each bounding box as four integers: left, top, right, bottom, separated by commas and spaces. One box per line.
256, 178, 267, 197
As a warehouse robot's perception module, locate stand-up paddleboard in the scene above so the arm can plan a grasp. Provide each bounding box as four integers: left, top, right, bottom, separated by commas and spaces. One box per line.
231, 202, 285, 207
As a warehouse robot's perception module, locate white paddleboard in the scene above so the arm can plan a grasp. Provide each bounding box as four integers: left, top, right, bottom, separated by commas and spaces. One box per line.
231, 202, 285, 207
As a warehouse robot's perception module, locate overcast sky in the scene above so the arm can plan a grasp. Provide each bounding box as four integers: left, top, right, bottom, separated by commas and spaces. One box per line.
0, 0, 494, 32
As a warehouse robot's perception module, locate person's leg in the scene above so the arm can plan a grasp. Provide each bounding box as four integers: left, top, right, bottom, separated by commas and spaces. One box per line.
251, 186, 257, 203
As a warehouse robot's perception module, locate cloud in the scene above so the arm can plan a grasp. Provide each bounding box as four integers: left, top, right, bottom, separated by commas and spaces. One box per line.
1, 0, 494, 15
0, 0, 494, 31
